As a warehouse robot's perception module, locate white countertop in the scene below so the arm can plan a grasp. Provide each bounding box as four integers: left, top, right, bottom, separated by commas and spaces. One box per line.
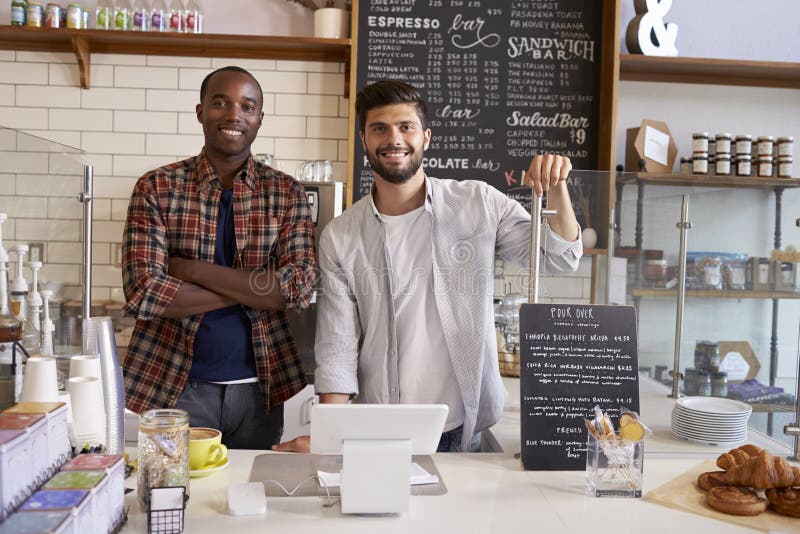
120, 377, 794, 534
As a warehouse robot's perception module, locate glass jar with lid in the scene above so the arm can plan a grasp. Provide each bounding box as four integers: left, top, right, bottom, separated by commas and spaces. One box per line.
692, 132, 709, 153
694, 340, 720, 372
736, 155, 752, 176
716, 154, 731, 176
137, 408, 190, 511
777, 136, 794, 158
715, 133, 732, 154
757, 157, 773, 177
697, 371, 712, 396
683, 368, 698, 395
778, 156, 793, 178
735, 134, 752, 155
711, 371, 728, 397
692, 153, 708, 174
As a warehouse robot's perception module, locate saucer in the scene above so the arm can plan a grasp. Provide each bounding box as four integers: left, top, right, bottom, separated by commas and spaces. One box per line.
189, 457, 229, 478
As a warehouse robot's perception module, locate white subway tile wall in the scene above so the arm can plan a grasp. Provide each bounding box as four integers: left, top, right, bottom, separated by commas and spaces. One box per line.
0, 54, 589, 310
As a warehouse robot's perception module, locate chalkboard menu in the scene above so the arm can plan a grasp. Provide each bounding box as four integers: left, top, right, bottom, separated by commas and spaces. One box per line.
353, 0, 604, 223
519, 304, 639, 471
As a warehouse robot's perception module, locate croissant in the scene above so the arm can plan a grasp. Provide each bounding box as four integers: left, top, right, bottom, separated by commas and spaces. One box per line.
716, 444, 763, 470
722, 450, 800, 489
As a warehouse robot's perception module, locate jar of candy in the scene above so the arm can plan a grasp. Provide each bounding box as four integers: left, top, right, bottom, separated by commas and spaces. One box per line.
137, 408, 189, 511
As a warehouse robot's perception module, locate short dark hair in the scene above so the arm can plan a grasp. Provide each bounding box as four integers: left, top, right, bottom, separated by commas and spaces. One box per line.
355, 80, 428, 132
199, 66, 263, 108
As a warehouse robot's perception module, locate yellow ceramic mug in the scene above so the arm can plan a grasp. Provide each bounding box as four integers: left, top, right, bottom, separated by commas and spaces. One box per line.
188, 427, 227, 471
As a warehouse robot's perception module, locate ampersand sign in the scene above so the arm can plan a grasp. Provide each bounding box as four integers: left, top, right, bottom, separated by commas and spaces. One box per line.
625, 0, 679, 57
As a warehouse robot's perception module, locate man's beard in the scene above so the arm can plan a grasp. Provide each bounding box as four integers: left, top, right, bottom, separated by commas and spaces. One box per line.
366, 146, 423, 184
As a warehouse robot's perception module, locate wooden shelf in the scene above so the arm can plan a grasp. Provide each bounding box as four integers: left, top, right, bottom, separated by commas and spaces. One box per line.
631, 288, 800, 300
617, 173, 800, 189
0, 25, 351, 91
619, 54, 800, 89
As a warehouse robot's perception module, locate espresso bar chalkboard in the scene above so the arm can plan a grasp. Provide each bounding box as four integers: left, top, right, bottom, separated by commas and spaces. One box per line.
519, 304, 639, 471
354, 0, 603, 222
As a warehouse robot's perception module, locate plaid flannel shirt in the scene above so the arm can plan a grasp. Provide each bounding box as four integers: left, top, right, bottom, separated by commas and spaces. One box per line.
121, 150, 314, 415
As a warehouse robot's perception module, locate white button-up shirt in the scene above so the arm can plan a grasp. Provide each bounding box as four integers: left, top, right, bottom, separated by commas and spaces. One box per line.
314, 177, 582, 450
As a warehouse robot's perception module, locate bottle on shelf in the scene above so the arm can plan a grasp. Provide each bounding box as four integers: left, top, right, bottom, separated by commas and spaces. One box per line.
11, 0, 28, 27
95, 0, 113, 29
168, 0, 184, 32
132, 0, 149, 31
185, 0, 202, 34
8, 245, 39, 358
40, 289, 55, 358
114, 0, 132, 30
9, 244, 29, 322
150, 0, 167, 31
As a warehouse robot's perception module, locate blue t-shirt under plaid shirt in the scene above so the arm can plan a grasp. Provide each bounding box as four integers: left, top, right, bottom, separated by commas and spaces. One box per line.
190, 186, 257, 382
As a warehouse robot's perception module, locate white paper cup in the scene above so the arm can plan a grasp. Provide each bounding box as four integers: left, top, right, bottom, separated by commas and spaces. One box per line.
67, 376, 106, 438
69, 354, 101, 379
21, 356, 59, 402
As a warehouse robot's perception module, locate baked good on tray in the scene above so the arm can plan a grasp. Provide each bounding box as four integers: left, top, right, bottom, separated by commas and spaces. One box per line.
706, 486, 768, 516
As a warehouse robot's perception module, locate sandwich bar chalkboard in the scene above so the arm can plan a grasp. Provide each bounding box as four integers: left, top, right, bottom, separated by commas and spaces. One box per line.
352, 0, 606, 225
519, 304, 639, 471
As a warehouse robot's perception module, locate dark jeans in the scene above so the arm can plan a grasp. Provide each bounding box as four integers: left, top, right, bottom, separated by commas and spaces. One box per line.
175, 380, 284, 450
437, 426, 481, 452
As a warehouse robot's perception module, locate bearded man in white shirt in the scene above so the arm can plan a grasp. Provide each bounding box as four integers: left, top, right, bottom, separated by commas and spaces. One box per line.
275, 80, 582, 453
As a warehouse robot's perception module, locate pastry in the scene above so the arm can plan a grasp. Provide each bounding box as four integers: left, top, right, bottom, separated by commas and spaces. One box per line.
716, 444, 763, 470
698, 471, 728, 491
706, 486, 767, 516
722, 450, 800, 489
766, 487, 800, 518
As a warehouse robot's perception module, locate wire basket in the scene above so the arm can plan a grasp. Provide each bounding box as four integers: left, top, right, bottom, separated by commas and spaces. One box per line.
147, 486, 187, 534
498, 351, 520, 377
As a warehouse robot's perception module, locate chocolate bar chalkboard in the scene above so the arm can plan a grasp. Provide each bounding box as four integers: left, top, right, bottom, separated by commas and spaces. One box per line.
519, 304, 639, 471
353, 0, 605, 225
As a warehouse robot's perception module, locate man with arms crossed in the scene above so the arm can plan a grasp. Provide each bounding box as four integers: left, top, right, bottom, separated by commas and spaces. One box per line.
123, 66, 315, 449
275, 80, 581, 453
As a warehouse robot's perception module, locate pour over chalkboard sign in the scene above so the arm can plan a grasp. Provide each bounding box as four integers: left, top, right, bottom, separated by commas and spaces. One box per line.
519, 304, 639, 471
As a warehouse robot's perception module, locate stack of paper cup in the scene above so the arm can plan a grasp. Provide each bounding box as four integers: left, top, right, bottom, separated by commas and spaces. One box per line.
20, 356, 59, 402
69, 354, 101, 380
66, 376, 106, 447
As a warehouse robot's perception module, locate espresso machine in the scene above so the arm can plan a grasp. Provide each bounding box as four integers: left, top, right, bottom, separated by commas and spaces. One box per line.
287, 181, 346, 383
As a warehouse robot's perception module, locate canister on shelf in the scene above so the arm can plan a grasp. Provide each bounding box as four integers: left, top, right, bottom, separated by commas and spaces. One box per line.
697, 371, 712, 397
716, 154, 731, 176
735, 134, 752, 155
708, 152, 716, 173
694, 340, 721, 372
11, 0, 27, 26
692, 132, 709, 153
715, 133, 732, 154
680, 157, 692, 174
778, 156, 794, 178
26, 1, 44, 26
757, 157, 773, 177
683, 368, 698, 395
711, 372, 728, 397
736, 154, 752, 176
66, 3, 83, 28
692, 153, 708, 174
757, 136, 774, 157
777, 136, 794, 158
45, 2, 62, 27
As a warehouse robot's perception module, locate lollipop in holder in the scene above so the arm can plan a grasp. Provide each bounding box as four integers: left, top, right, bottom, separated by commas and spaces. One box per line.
585, 406, 650, 498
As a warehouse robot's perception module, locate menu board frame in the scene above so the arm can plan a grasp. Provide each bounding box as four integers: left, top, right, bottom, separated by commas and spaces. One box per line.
345, 0, 620, 247
518, 303, 639, 471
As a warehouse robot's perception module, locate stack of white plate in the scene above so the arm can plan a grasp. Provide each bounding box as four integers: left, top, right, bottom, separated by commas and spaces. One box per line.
671, 396, 752, 446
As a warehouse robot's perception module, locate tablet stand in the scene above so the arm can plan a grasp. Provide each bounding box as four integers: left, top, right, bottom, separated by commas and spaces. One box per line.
341, 439, 412, 514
